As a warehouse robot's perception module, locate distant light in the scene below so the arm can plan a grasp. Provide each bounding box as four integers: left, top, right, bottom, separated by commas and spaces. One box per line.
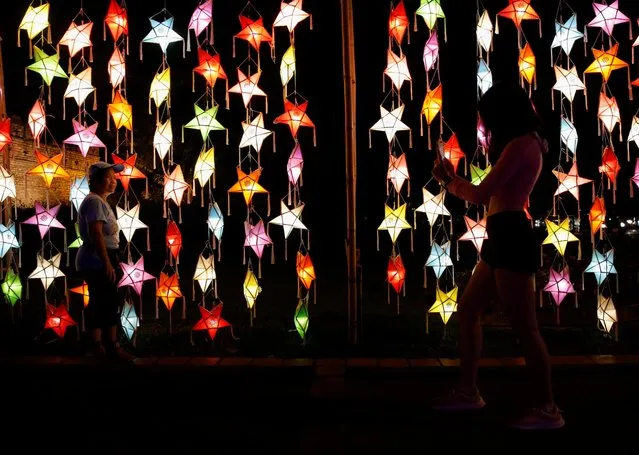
620, 222, 626, 228
602, 223, 607, 229
627, 219, 633, 224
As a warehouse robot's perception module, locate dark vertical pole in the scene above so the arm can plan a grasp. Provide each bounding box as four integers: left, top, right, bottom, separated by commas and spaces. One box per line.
340, 0, 359, 345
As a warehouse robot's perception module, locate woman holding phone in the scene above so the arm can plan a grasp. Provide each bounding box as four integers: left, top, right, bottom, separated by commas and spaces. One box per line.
431, 82, 564, 430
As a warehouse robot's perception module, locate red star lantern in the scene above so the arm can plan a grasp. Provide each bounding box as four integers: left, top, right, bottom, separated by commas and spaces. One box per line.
44, 303, 77, 338
235, 16, 272, 52
193, 49, 228, 93
166, 221, 182, 264
443, 134, 466, 173
156, 272, 182, 311
0, 118, 12, 152
387, 254, 406, 295
112, 154, 147, 193
105, 0, 128, 42
274, 100, 316, 144
192, 302, 231, 341
389, 1, 409, 45
599, 146, 620, 184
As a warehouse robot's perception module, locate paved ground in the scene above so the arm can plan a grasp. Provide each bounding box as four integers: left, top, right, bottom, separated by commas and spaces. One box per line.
3, 355, 638, 454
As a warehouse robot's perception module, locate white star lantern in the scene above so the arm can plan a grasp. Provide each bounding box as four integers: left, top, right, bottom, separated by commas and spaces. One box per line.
239, 112, 273, 153
0, 223, 20, 258
0, 166, 16, 203
141, 16, 184, 57
117, 204, 148, 243
269, 201, 307, 239
28, 253, 65, 291
194, 253, 216, 293
370, 105, 411, 145
551, 15, 583, 57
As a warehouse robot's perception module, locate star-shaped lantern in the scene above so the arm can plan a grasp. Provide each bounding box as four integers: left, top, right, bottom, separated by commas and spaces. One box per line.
166, 221, 182, 262
470, 163, 491, 185
426, 241, 453, 279
384, 49, 412, 92
542, 218, 579, 256
0, 166, 16, 203
141, 16, 184, 56
156, 272, 182, 310
22, 202, 65, 239
108, 90, 133, 130
560, 118, 579, 157
244, 220, 273, 259
443, 134, 466, 173
497, 0, 540, 29
120, 301, 139, 340
518, 42, 536, 86
149, 67, 171, 111
280, 45, 296, 90
585, 248, 617, 286
235, 16, 272, 51
274, 100, 315, 141
194, 49, 227, 88
599, 146, 620, 186
27, 46, 68, 86
584, 44, 629, 84
239, 112, 273, 153
296, 251, 315, 290
28, 253, 65, 291
370, 105, 410, 144
19, 3, 50, 46
207, 202, 224, 243
70, 177, 89, 213
553, 163, 592, 201
194, 254, 216, 293
543, 267, 575, 307
64, 67, 95, 110
287, 143, 304, 186
2, 269, 23, 307
477, 59, 493, 95
387, 153, 409, 194
27, 151, 69, 187
69, 282, 90, 308
423, 32, 439, 73
112, 154, 146, 192
164, 165, 190, 207
188, 0, 213, 39
243, 268, 262, 310
459, 216, 488, 253
597, 294, 617, 334
632, 159, 639, 191
28, 100, 46, 145
553, 66, 585, 105
68, 223, 83, 249
428, 286, 458, 324
552, 15, 583, 57
228, 167, 268, 207
598, 92, 620, 136
108, 47, 126, 88
229, 69, 267, 108
389, 1, 409, 45
587, 0, 629, 36
0, 223, 20, 258
590, 197, 606, 239
378, 203, 411, 244
274, 0, 310, 33
193, 147, 215, 190
192, 303, 230, 341
63, 120, 106, 158
294, 298, 310, 342
269, 201, 307, 239
476, 10, 493, 55
415, 188, 450, 225
118, 257, 155, 296
59, 21, 93, 58
44, 304, 77, 338
153, 119, 173, 162
387, 254, 406, 294
421, 84, 443, 145
628, 116, 639, 150
117, 204, 148, 243
184, 104, 225, 141
105, 0, 128, 42
416, 0, 446, 31
0, 118, 11, 152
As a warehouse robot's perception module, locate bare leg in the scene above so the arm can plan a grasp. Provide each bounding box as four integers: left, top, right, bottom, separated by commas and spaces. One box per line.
457, 261, 496, 391
495, 269, 553, 406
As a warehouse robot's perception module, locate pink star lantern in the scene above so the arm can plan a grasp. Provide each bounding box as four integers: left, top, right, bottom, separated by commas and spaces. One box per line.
118, 256, 155, 296
459, 216, 488, 253
387, 153, 409, 194
543, 267, 575, 307
587, 0, 629, 36
598, 92, 620, 136
229, 69, 267, 108
244, 220, 273, 259
287, 143, 304, 186
188, 0, 213, 38
58, 21, 93, 58
423, 32, 439, 73
192, 302, 230, 341
108, 47, 125, 88
553, 163, 593, 201
63, 120, 106, 157
632, 160, 639, 190
22, 202, 65, 239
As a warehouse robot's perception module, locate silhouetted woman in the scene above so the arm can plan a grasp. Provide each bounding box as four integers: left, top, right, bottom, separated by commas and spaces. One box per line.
431, 82, 564, 430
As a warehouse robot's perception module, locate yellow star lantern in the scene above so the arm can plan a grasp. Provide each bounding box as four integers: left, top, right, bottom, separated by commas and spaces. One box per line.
18, 3, 50, 55
227, 167, 269, 213
193, 147, 215, 193
416, 0, 446, 32
421, 84, 443, 147
428, 286, 458, 325
377, 203, 412, 248
108, 90, 133, 131
229, 69, 267, 109
597, 294, 617, 335
28, 99, 46, 145
108, 47, 126, 88
585, 44, 630, 86
243, 266, 262, 320
184, 104, 226, 142
518, 42, 536, 89
26, 47, 68, 99
149, 67, 171, 113
543, 218, 579, 257
27, 150, 69, 187
280, 45, 296, 95
58, 21, 93, 60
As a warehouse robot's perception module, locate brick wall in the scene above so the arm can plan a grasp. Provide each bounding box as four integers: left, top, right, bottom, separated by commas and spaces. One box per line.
8, 115, 100, 208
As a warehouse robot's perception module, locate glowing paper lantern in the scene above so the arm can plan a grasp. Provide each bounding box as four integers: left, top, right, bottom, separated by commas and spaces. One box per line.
274, 100, 316, 142
235, 16, 272, 51
63, 120, 106, 158
296, 251, 315, 290
459, 216, 488, 253
518, 43, 536, 87
166, 221, 182, 262
269, 201, 307, 239
149, 67, 171, 111
560, 118, 578, 158
68, 224, 83, 249
599, 146, 620, 187
69, 282, 90, 307
416, 0, 446, 31
598, 92, 621, 137
387, 254, 406, 294
551, 15, 583, 57
70, 177, 89, 214
497, 0, 540, 30
108, 90, 133, 130
274, 0, 310, 33
227, 167, 268, 208
542, 218, 579, 257
64, 68, 96, 111
477, 59, 493, 96
553, 66, 585, 109
2, 270, 23, 307
105, 0, 128, 42
163, 165, 190, 208
0, 224, 20, 258
153, 119, 173, 162
112, 154, 146, 192
596, 294, 617, 334
194, 254, 216, 293
120, 301, 139, 340
229, 69, 267, 109
193, 49, 227, 89
244, 220, 273, 259
628, 116, 639, 151
108, 47, 125, 88
58, 22, 93, 58
470, 163, 491, 185
287, 143, 304, 186
0, 166, 17, 203
370, 105, 410, 144
587, 1, 629, 36
141, 16, 184, 56
28, 100, 46, 144
476, 10, 493, 55
116, 204, 148, 243
19, 4, 50, 45
589, 197, 606, 239
443, 134, 466, 173
584, 44, 629, 84
585, 249, 616, 286
421, 84, 442, 145
632, 160, 639, 192
28, 253, 64, 291
192, 303, 230, 341
22, 202, 65, 239
543, 267, 575, 307
188, 0, 213, 39
425, 241, 453, 280
387, 153, 409, 194
239, 112, 273, 153
389, 1, 409, 44
377, 203, 411, 245
118, 257, 155, 296
294, 298, 310, 341
27, 46, 68, 87
184, 104, 225, 141
280, 45, 296, 89
243, 268, 262, 310
207, 202, 224, 243
27, 151, 69, 188
193, 147, 215, 191
553, 163, 592, 202
44, 304, 76, 338
423, 32, 439, 73
415, 188, 450, 226
428, 286, 458, 324
0, 118, 11, 152
384, 49, 412, 93
156, 272, 182, 310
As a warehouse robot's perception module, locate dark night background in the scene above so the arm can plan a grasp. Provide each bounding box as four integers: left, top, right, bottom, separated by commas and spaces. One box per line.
1, 0, 638, 355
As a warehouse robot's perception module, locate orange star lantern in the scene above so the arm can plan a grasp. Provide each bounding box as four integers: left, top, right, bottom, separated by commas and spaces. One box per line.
193, 49, 228, 103
497, 0, 541, 46
227, 167, 269, 214
296, 250, 315, 290
156, 272, 182, 311
234, 16, 272, 54
69, 282, 90, 307
274, 100, 316, 144
518, 42, 536, 91
589, 197, 606, 242
421, 84, 443, 147
584, 44, 631, 99
27, 150, 69, 187
108, 90, 132, 131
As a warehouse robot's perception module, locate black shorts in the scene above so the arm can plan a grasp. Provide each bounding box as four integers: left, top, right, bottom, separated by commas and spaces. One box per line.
80, 249, 124, 329
480, 211, 540, 274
